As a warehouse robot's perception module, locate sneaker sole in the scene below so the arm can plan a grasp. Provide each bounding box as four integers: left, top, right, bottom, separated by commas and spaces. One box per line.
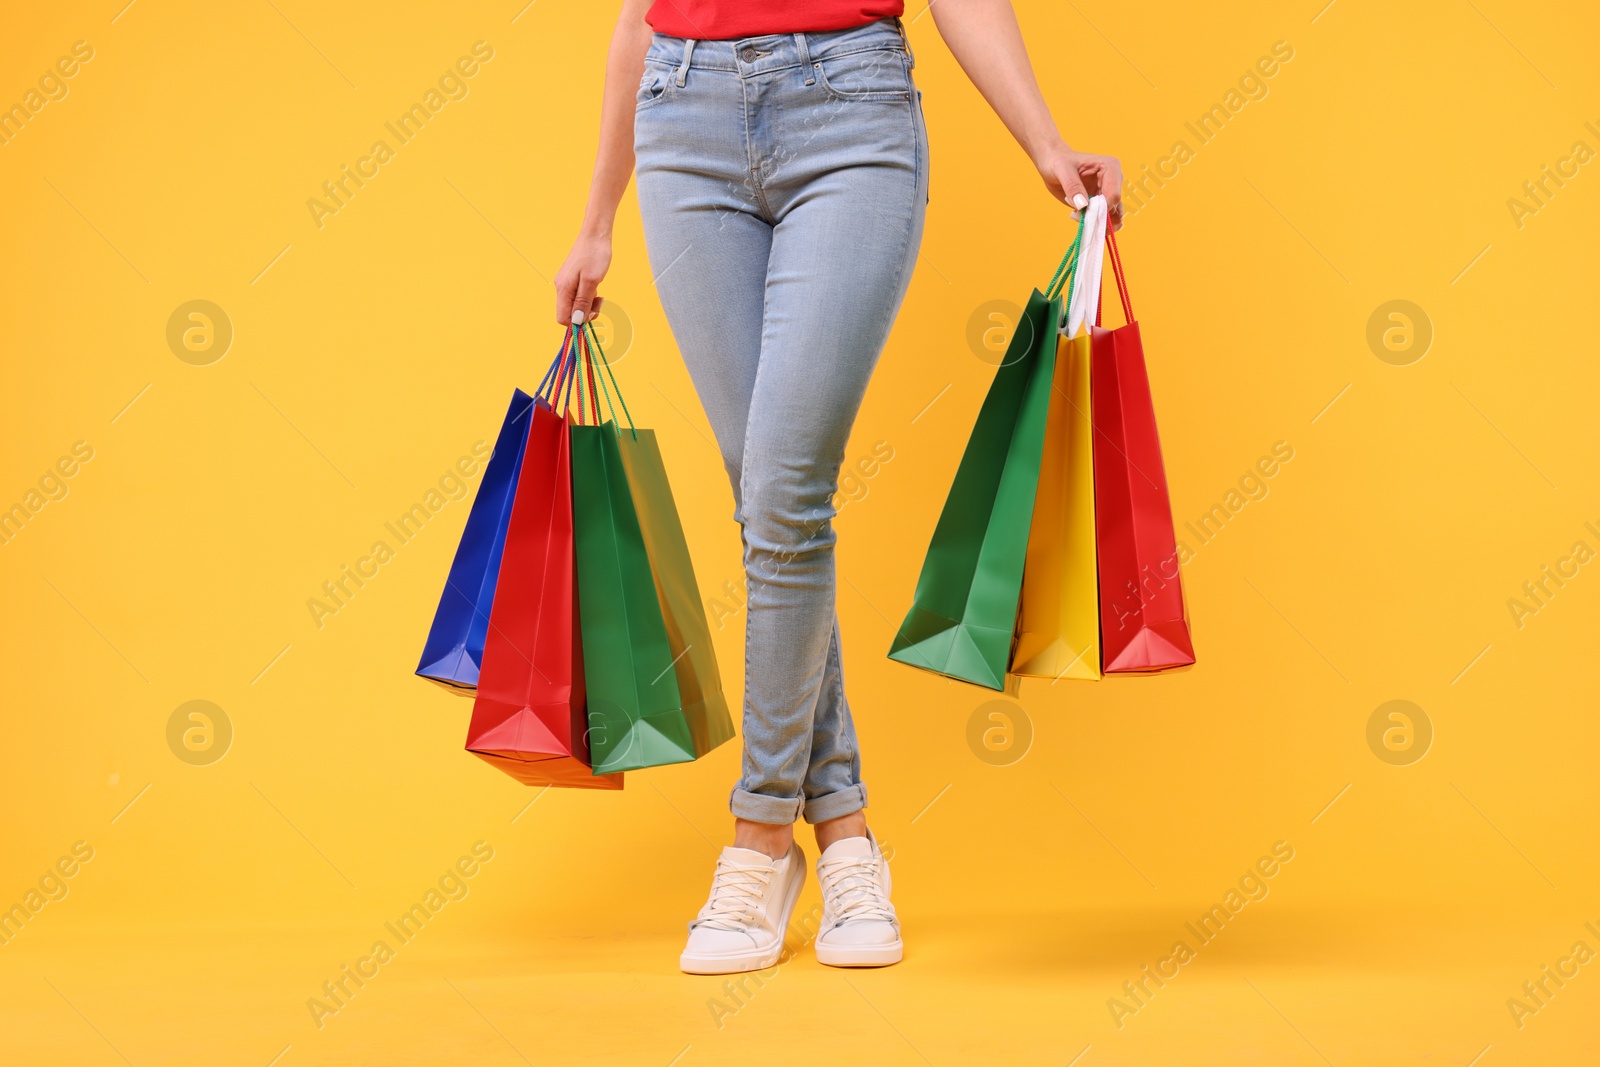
815, 939, 904, 968
679, 857, 807, 975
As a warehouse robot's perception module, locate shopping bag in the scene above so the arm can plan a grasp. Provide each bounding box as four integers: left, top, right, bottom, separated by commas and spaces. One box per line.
1009, 330, 1100, 680
1012, 197, 1106, 680
466, 334, 622, 789
415, 389, 535, 692
615, 430, 736, 760
566, 326, 701, 774
1091, 227, 1196, 672
887, 223, 1084, 689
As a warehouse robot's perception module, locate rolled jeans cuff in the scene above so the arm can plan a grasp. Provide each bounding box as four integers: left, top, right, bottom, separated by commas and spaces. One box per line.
804, 782, 868, 824
729, 783, 868, 826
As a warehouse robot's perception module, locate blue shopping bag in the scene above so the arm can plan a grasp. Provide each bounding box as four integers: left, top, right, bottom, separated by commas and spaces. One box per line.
416, 388, 537, 692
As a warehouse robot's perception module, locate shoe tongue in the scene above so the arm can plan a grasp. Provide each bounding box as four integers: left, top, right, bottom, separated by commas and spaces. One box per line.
722, 846, 778, 868
821, 836, 873, 862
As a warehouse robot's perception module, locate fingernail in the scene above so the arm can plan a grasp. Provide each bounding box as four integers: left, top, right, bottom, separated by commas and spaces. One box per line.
572, 310, 585, 324
1072, 194, 1088, 209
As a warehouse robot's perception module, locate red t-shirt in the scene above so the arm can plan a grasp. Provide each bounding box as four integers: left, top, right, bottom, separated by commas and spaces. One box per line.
646, 1, 904, 39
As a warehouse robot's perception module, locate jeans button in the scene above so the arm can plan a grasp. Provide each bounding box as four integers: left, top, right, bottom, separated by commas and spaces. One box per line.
740, 46, 758, 62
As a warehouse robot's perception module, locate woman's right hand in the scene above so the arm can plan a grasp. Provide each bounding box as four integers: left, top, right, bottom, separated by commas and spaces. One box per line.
1034, 141, 1124, 231
554, 232, 613, 326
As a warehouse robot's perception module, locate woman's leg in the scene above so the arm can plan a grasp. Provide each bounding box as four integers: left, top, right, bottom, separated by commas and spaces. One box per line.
731, 149, 926, 824
635, 194, 863, 850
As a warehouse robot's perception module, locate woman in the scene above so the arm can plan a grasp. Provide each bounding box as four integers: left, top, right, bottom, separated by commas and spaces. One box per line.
555, 0, 1122, 974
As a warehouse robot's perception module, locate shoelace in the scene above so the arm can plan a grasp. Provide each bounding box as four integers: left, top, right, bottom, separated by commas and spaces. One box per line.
817, 853, 896, 928
690, 859, 774, 931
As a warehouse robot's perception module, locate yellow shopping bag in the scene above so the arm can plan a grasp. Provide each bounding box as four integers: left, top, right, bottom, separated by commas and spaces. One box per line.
1010, 329, 1101, 680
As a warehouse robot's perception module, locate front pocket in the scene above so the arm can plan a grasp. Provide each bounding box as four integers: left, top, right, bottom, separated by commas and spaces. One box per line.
813, 48, 911, 102
636, 69, 668, 111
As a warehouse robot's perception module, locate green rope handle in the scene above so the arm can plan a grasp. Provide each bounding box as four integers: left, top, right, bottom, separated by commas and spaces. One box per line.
1046, 209, 1089, 302
588, 331, 622, 432
585, 321, 637, 439
1045, 243, 1077, 301
1057, 226, 1083, 308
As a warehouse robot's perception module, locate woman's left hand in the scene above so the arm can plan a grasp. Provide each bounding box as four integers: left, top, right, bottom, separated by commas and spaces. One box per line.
1035, 142, 1124, 231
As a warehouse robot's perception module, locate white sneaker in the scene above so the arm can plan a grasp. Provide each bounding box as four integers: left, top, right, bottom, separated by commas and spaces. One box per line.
814, 831, 902, 967
679, 843, 806, 975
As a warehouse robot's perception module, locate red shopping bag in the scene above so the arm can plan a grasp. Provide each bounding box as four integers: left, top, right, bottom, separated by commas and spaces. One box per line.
466, 383, 623, 789
1091, 231, 1196, 673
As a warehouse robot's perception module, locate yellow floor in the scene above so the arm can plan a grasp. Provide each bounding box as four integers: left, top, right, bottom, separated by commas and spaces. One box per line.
7, 907, 1598, 1065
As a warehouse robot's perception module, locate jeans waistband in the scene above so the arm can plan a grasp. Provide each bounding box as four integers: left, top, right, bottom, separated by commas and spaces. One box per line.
647, 17, 910, 77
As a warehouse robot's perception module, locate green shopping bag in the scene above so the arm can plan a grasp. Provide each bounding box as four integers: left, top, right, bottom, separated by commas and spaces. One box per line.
616, 430, 736, 761
888, 230, 1083, 689
565, 326, 704, 774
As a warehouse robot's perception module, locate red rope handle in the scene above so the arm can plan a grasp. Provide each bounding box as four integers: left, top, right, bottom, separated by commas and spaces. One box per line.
563, 329, 584, 423
1106, 228, 1134, 325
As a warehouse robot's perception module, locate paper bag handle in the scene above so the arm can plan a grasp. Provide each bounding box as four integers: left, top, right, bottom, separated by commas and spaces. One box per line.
1064, 196, 1108, 336
1105, 227, 1134, 325
534, 324, 637, 437
1045, 211, 1087, 302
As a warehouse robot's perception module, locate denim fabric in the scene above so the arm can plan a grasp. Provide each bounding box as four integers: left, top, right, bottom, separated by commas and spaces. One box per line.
633, 19, 928, 824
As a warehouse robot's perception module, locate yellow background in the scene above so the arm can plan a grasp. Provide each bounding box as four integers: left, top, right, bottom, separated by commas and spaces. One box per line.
3, 1, 1598, 1063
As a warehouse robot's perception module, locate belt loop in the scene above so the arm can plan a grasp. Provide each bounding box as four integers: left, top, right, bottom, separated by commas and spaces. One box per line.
795, 32, 814, 84
675, 38, 696, 87
894, 17, 915, 68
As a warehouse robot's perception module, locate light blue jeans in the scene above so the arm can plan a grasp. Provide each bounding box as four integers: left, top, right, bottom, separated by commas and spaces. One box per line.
634, 19, 929, 825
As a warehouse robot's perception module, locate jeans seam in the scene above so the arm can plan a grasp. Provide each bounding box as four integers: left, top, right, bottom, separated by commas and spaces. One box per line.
832, 628, 853, 780
738, 522, 755, 801
832, 626, 851, 792
910, 60, 923, 209
738, 282, 770, 810
738, 72, 776, 221
881, 86, 919, 359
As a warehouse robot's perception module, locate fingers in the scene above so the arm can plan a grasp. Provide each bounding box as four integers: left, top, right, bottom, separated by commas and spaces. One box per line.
1087, 157, 1125, 226
1103, 178, 1125, 233
554, 235, 612, 325
557, 280, 605, 326
1058, 166, 1090, 212
1063, 156, 1126, 232
569, 275, 601, 326
1100, 158, 1126, 223
554, 268, 577, 326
